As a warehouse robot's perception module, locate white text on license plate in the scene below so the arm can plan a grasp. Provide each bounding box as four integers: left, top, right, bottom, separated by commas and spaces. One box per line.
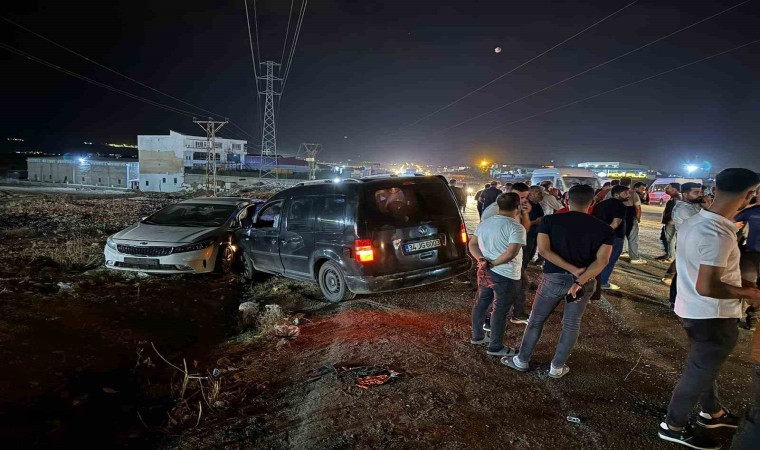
404, 239, 441, 253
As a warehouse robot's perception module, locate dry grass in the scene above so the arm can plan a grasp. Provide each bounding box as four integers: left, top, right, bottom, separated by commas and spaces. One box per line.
258, 304, 287, 335
46, 236, 101, 269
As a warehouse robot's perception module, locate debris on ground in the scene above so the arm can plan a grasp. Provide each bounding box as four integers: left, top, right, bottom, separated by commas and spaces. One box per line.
56, 281, 73, 292
566, 416, 582, 424
306, 363, 402, 390
271, 324, 300, 339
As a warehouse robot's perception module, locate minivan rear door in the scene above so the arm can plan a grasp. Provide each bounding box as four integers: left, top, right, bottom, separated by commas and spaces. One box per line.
362, 180, 467, 276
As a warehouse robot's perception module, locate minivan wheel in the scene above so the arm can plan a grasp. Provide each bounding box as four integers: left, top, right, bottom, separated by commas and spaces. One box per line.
215, 245, 234, 274
318, 261, 356, 303
241, 254, 256, 280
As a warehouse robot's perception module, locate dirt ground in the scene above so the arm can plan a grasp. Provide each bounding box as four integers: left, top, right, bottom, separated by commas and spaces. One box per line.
0, 192, 755, 449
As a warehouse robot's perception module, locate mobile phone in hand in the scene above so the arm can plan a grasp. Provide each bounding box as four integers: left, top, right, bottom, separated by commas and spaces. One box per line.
565, 288, 583, 303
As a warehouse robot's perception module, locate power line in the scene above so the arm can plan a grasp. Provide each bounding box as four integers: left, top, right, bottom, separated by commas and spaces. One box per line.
281, 0, 308, 92
244, 0, 262, 150
397, 0, 639, 132
1, 42, 199, 118
277, 0, 307, 122
279, 0, 295, 67
1, 15, 256, 140
438, 0, 750, 133
479, 39, 760, 137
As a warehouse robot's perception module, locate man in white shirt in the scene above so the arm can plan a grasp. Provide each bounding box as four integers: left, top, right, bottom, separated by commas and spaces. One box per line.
468, 192, 527, 357
659, 168, 760, 450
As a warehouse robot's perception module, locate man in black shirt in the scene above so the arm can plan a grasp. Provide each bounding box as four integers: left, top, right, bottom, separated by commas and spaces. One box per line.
657, 182, 681, 261
522, 186, 545, 270
502, 184, 613, 378
593, 185, 630, 290
480, 181, 502, 213
449, 179, 466, 213
475, 183, 490, 217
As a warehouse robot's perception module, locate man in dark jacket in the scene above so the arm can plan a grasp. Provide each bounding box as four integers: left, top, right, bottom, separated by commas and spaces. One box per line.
480, 181, 502, 217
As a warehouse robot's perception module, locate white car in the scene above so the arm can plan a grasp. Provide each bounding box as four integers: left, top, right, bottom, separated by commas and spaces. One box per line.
104, 197, 260, 274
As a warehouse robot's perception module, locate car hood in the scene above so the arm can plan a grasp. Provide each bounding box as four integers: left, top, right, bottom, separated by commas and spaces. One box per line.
112, 223, 220, 244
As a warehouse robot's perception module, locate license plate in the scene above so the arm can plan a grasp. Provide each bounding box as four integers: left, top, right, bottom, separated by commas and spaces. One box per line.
124, 257, 160, 266
404, 238, 441, 254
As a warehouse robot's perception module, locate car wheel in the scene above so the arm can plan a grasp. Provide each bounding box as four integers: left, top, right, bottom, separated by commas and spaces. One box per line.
318, 261, 356, 303
215, 245, 235, 274
241, 254, 256, 280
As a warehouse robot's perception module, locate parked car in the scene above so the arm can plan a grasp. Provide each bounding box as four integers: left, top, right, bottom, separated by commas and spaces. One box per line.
236, 175, 472, 302
530, 168, 601, 192
648, 177, 702, 206
104, 197, 261, 274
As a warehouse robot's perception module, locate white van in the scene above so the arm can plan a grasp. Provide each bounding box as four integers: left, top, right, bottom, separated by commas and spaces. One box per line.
648, 177, 702, 206
530, 168, 601, 192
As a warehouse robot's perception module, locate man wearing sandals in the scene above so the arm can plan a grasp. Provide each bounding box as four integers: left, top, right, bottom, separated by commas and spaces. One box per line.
502, 184, 613, 378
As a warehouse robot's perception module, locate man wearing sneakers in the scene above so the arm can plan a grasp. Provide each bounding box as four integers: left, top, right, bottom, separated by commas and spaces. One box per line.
469, 192, 527, 357
658, 168, 760, 450
502, 185, 613, 378
594, 185, 630, 290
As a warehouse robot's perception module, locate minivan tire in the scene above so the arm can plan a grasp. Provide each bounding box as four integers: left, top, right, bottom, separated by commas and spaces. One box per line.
318, 261, 356, 303
241, 254, 256, 280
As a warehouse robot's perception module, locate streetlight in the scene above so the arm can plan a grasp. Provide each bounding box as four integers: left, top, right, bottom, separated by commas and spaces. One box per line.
685, 164, 698, 174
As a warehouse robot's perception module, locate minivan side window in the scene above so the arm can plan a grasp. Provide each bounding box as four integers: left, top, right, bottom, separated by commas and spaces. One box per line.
316, 196, 346, 232
287, 198, 314, 232
256, 202, 282, 229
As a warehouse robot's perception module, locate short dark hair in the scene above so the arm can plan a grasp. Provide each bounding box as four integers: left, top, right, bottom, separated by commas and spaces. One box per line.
602, 181, 611, 188
611, 185, 630, 197
681, 182, 702, 194
668, 182, 681, 190
490, 180, 498, 186
496, 192, 520, 212
511, 182, 529, 192
715, 168, 760, 194
568, 184, 594, 205
484, 184, 490, 189
633, 181, 646, 189
540, 180, 552, 188
611, 179, 620, 186
620, 177, 632, 187
449, 178, 457, 184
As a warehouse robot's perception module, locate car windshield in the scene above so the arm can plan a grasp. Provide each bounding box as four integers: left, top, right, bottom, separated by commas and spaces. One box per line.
562, 176, 600, 190
143, 203, 237, 227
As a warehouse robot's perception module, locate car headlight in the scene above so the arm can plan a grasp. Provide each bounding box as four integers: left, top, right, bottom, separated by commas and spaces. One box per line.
107, 237, 118, 250
172, 238, 216, 254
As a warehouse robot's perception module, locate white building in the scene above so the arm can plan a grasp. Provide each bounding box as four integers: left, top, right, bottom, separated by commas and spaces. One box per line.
137, 130, 247, 192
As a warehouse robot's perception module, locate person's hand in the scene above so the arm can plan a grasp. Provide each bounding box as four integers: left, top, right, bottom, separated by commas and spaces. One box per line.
521, 199, 532, 215
567, 282, 582, 298
571, 267, 587, 279
477, 257, 489, 269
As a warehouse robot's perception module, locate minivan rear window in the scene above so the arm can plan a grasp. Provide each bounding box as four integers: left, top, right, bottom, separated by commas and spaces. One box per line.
365, 182, 460, 229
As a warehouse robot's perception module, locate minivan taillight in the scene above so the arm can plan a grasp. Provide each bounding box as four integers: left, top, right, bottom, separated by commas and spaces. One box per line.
460, 224, 468, 244
354, 239, 374, 263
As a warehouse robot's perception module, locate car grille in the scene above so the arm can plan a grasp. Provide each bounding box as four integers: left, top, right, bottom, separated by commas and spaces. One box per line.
117, 244, 173, 257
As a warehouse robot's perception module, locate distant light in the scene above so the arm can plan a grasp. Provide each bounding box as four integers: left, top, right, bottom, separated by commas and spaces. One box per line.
598, 172, 607, 177
494, 47, 502, 53
686, 164, 698, 173
333, 178, 341, 183
79, 157, 87, 164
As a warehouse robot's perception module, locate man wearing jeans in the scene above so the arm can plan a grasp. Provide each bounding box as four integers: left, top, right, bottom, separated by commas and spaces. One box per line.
594, 185, 630, 290
658, 169, 760, 450
502, 185, 613, 378
468, 192, 527, 357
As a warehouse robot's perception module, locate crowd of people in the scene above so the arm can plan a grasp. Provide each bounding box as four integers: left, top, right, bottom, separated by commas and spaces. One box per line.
460, 170, 760, 450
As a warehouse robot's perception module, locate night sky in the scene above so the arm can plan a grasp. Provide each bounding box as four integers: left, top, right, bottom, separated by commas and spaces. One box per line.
2, 0, 759, 172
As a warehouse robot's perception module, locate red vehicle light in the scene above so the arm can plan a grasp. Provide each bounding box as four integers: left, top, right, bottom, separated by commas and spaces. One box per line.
460, 224, 468, 243
354, 239, 374, 263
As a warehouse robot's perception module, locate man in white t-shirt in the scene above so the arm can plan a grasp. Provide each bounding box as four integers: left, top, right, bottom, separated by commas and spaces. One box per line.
659, 168, 760, 450
468, 192, 527, 357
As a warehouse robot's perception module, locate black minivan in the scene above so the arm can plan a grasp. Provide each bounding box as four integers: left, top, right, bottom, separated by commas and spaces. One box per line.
236, 175, 471, 302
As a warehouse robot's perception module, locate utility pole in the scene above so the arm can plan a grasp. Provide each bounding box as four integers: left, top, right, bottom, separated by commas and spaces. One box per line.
193, 117, 228, 195
298, 143, 321, 180
257, 61, 281, 183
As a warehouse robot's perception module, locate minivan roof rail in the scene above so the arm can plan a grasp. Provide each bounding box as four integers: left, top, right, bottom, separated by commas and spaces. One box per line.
293, 178, 362, 187
361, 173, 427, 180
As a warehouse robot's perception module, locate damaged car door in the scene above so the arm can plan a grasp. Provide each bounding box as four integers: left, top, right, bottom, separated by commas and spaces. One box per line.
244, 200, 284, 274
280, 196, 316, 280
